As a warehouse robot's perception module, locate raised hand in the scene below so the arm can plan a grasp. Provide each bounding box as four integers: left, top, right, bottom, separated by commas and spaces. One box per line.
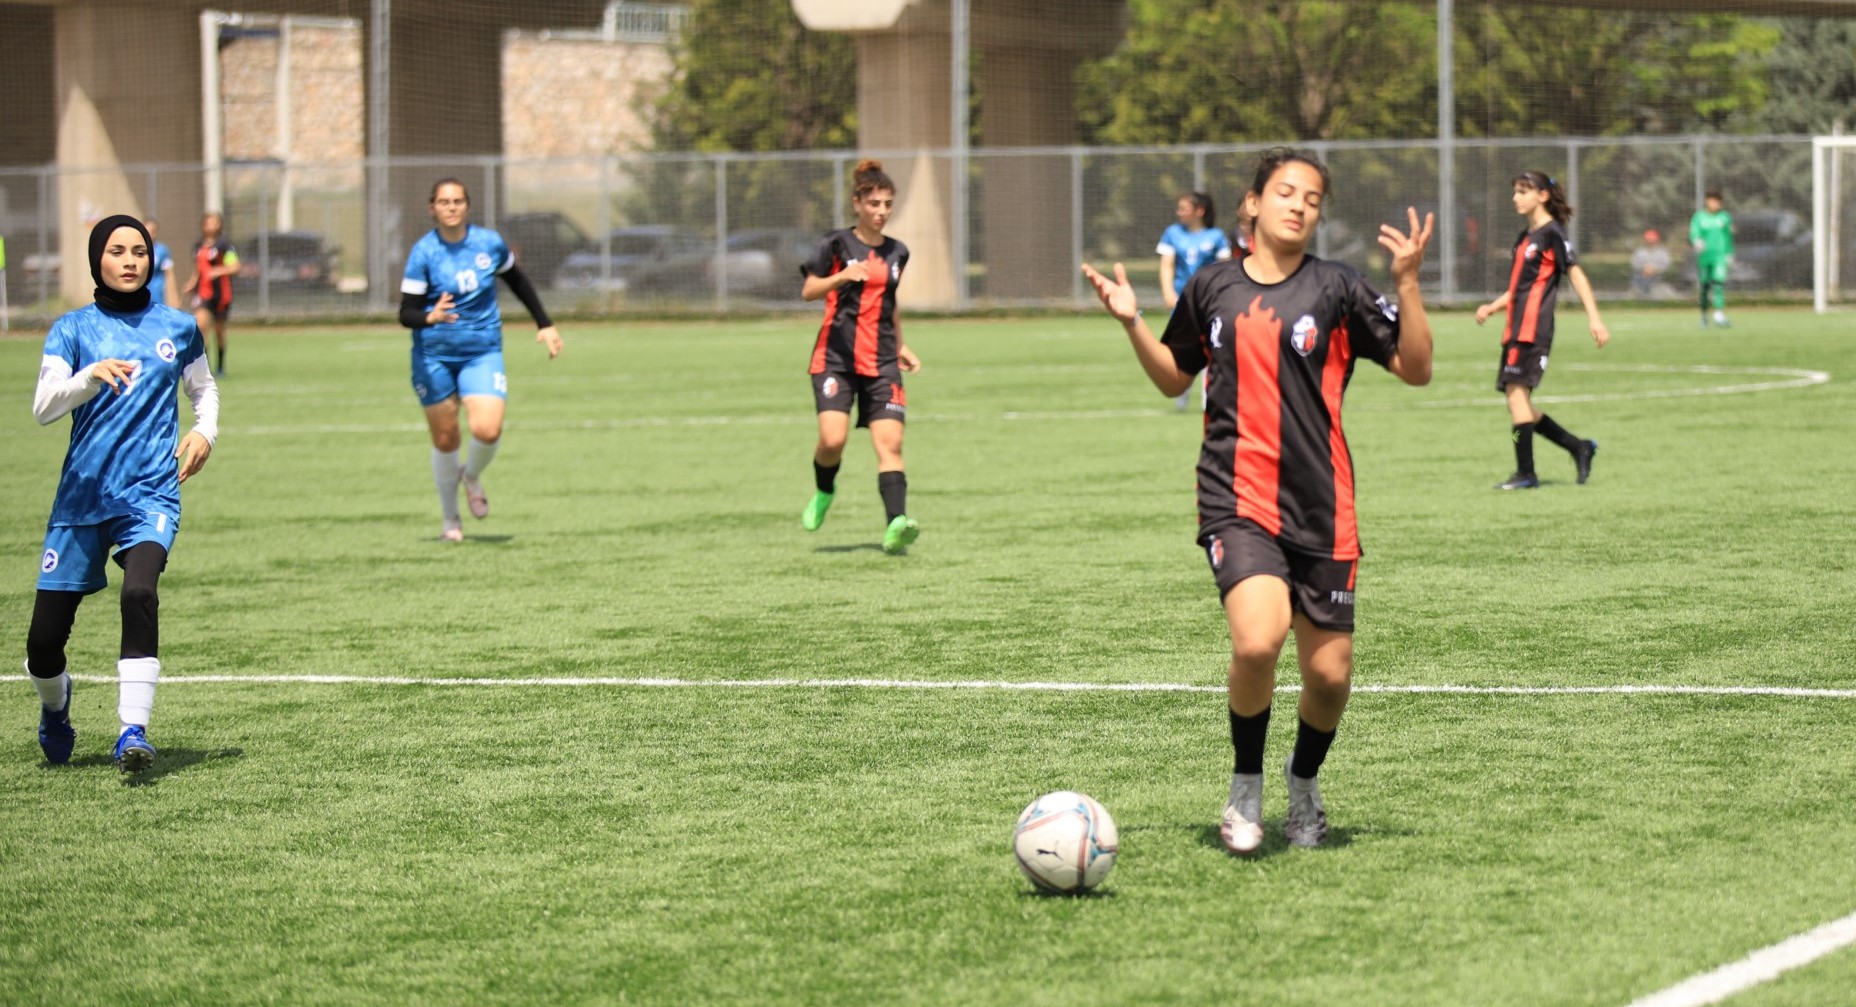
1080, 262, 1140, 323
1380, 207, 1435, 284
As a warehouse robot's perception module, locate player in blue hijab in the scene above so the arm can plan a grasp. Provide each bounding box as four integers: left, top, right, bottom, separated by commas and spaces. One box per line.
25, 214, 220, 773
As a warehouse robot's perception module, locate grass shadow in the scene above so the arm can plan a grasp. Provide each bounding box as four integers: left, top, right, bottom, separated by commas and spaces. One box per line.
1189, 821, 1364, 855
813, 543, 885, 554
48, 747, 245, 784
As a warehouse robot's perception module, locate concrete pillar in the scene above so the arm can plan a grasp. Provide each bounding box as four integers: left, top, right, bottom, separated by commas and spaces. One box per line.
364, 12, 505, 300
855, 4, 955, 307
54, 1, 204, 302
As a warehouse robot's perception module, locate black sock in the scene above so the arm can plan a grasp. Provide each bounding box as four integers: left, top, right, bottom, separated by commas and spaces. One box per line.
216, 346, 226, 372
1511, 422, 1536, 475
1229, 705, 1271, 775
1534, 413, 1584, 454
1290, 718, 1337, 780
814, 461, 839, 494
878, 471, 907, 523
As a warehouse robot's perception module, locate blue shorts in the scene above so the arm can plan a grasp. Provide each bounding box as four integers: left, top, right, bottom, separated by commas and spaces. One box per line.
39, 512, 178, 594
411, 348, 507, 407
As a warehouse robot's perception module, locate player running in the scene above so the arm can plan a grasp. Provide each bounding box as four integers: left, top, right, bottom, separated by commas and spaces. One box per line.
1158, 191, 1235, 411
1083, 147, 1435, 854
1690, 188, 1734, 327
25, 215, 220, 773
182, 211, 239, 377
399, 178, 563, 542
1474, 170, 1609, 490
144, 218, 180, 310
798, 159, 922, 555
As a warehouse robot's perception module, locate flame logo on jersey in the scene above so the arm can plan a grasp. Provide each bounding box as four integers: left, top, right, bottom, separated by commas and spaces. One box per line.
155, 339, 177, 362
1207, 536, 1224, 571
1208, 316, 1224, 349
1290, 314, 1319, 357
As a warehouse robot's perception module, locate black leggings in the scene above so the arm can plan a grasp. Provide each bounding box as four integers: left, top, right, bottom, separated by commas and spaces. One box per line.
25, 542, 166, 678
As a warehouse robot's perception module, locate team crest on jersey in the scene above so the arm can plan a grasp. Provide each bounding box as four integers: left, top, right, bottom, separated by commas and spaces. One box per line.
891, 262, 901, 281
1374, 295, 1399, 322
475, 252, 493, 270
1524, 242, 1539, 260
155, 338, 177, 362
1290, 314, 1319, 357
1208, 316, 1224, 349
1207, 536, 1224, 571
822, 376, 840, 398
41, 549, 58, 573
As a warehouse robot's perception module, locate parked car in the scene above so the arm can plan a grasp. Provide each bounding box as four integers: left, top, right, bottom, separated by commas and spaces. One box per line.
708, 228, 820, 299
554, 226, 714, 295
499, 211, 594, 289
242, 231, 340, 289
1726, 209, 1813, 288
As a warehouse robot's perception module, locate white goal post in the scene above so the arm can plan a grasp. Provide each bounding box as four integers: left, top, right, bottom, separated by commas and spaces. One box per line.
1812, 133, 1855, 313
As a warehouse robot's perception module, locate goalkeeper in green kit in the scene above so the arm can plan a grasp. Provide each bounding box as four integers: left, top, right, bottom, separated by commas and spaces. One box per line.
1690, 189, 1734, 327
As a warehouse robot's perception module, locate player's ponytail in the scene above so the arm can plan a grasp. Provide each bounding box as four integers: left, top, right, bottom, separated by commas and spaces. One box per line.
1182, 191, 1215, 228
852, 160, 895, 202
1514, 170, 1573, 223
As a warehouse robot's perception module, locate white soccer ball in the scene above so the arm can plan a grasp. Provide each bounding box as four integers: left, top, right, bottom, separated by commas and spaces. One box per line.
1013, 791, 1119, 893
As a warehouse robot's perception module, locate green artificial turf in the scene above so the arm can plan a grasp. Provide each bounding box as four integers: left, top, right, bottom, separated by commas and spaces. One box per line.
1, 307, 1851, 1006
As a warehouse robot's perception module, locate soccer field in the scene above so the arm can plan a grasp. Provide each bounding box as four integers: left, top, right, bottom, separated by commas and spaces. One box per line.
2, 308, 1853, 1006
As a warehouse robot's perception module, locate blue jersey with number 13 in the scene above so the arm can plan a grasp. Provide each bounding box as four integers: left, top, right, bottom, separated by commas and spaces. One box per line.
401, 225, 513, 361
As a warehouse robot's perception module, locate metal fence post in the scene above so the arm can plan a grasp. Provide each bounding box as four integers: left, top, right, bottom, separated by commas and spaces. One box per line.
1693, 137, 1706, 214
258, 174, 272, 317
715, 154, 729, 312
1071, 148, 1086, 306
1565, 141, 1580, 251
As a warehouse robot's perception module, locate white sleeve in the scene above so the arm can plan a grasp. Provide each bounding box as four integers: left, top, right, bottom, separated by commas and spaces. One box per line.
1156, 243, 1175, 257
32, 355, 103, 426
181, 356, 220, 446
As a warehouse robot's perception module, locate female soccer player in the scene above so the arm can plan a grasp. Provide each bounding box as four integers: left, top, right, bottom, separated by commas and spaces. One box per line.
399, 179, 563, 542
1158, 191, 1235, 410
26, 214, 220, 773
182, 211, 239, 377
798, 159, 922, 555
1690, 188, 1734, 327
1083, 148, 1435, 854
1474, 171, 1609, 490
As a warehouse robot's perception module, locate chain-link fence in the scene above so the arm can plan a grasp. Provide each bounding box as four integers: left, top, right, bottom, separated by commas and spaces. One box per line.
3, 133, 1845, 327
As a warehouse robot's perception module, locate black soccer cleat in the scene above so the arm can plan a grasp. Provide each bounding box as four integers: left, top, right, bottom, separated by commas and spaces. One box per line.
1495, 472, 1540, 491
1575, 440, 1598, 485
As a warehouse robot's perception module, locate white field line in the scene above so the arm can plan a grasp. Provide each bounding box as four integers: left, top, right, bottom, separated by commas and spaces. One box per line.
1624, 910, 1856, 1007
44, 674, 1856, 698
223, 364, 1829, 436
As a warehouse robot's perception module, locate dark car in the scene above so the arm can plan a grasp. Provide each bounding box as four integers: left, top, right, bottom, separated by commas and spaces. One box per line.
708, 228, 821, 299
498, 211, 594, 289
1726, 209, 1813, 289
243, 231, 339, 289
555, 226, 715, 295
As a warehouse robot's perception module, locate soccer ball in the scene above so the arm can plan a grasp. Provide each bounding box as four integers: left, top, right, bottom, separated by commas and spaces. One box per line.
1013, 791, 1119, 893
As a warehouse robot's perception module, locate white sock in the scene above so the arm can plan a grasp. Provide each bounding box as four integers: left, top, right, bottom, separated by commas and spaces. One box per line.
465, 436, 499, 478
28, 661, 70, 711
432, 448, 463, 522
118, 656, 159, 730
1228, 772, 1263, 807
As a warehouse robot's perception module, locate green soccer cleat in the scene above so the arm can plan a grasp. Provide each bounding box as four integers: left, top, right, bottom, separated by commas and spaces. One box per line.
801, 491, 834, 531
881, 514, 920, 555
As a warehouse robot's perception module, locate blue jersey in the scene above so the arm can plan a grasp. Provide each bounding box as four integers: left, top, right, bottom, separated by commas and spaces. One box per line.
1157, 224, 1232, 295
42, 303, 205, 527
147, 241, 173, 306
401, 225, 513, 361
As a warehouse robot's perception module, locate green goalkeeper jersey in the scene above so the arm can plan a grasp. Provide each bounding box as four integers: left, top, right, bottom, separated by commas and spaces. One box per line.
1690, 209, 1734, 261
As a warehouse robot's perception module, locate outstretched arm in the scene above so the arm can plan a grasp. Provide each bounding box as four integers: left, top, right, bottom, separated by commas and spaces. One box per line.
1566, 264, 1609, 348
1080, 262, 1192, 398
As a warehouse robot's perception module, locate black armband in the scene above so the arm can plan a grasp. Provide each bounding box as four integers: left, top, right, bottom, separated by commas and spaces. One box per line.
498, 265, 554, 329
399, 291, 428, 330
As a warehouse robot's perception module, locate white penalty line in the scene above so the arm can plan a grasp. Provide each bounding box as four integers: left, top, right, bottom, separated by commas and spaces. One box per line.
1625, 909, 1856, 1007
45, 675, 1856, 698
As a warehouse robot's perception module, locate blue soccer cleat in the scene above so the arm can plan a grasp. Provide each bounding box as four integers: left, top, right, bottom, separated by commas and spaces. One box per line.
38, 678, 75, 765
113, 725, 156, 774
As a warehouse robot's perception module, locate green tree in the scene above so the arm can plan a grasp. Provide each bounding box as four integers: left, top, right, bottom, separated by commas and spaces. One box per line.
1736, 18, 1856, 134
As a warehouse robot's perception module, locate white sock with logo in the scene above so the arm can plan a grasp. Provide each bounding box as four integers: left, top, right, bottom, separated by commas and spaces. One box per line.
118, 656, 159, 730
432, 448, 463, 522
466, 436, 499, 478
28, 661, 70, 712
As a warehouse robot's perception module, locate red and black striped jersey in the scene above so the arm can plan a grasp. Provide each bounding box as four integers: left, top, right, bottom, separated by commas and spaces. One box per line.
1161, 256, 1404, 561
1501, 221, 1576, 347
801, 230, 910, 376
